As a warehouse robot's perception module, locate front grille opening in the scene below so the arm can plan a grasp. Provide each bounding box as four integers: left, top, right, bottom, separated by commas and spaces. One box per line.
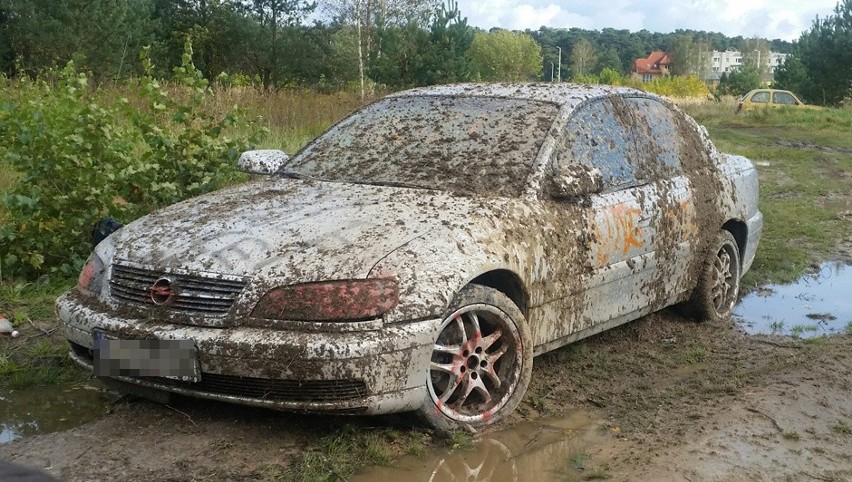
110, 264, 245, 315
149, 375, 369, 402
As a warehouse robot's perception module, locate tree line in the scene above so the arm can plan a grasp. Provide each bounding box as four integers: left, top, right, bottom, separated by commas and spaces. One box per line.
1, 0, 849, 104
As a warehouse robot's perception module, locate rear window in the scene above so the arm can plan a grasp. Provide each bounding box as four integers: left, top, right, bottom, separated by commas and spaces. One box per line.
773, 91, 798, 105
285, 96, 559, 197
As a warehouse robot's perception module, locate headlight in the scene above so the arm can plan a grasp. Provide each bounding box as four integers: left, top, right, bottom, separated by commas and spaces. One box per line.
77, 253, 106, 296
252, 279, 399, 322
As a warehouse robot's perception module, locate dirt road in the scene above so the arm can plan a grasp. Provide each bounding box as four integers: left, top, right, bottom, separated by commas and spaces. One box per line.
2, 307, 850, 481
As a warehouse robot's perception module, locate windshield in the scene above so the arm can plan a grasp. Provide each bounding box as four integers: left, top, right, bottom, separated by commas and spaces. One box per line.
283, 96, 559, 197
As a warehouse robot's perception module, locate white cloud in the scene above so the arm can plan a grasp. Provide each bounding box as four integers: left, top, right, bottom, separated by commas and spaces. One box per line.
456, 0, 840, 40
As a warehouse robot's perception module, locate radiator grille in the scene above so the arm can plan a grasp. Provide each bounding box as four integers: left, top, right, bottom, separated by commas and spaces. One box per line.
152, 374, 369, 402
110, 264, 245, 315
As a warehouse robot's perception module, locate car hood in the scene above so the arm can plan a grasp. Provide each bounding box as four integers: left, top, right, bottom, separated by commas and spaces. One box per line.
109, 178, 498, 282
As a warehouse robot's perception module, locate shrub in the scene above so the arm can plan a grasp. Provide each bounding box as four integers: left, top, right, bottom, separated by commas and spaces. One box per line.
0, 40, 265, 279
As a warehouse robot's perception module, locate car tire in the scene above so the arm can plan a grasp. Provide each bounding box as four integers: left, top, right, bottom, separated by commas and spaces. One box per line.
418, 284, 533, 433
687, 230, 741, 322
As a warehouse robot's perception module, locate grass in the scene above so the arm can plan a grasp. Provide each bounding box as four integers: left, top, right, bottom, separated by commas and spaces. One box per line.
281, 424, 432, 481
833, 421, 851, 435
684, 102, 852, 286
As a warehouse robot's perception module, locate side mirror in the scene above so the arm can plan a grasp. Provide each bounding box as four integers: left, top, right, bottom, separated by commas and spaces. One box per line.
551, 166, 604, 198
237, 150, 289, 175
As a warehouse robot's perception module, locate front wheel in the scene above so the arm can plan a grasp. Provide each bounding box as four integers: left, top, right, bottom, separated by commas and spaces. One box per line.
687, 230, 741, 322
418, 284, 533, 432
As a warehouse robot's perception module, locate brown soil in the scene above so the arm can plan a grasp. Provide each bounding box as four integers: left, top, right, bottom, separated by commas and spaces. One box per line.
2, 310, 850, 481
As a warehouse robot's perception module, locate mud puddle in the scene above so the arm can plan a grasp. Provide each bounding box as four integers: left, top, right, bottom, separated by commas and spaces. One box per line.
0, 382, 116, 444
734, 261, 852, 338
352, 410, 619, 482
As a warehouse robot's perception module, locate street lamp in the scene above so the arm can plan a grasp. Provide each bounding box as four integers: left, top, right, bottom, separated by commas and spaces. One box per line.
557, 46, 562, 82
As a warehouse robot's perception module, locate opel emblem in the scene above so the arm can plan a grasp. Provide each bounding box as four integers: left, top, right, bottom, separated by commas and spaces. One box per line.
150, 277, 174, 305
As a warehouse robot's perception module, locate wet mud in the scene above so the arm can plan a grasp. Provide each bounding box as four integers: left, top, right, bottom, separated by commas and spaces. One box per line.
352, 410, 617, 482
1, 382, 115, 444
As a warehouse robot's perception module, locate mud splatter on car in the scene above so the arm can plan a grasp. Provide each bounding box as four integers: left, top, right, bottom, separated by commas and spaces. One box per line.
57, 83, 762, 432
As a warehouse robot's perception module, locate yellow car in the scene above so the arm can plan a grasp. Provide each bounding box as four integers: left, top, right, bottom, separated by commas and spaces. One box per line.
736, 89, 817, 112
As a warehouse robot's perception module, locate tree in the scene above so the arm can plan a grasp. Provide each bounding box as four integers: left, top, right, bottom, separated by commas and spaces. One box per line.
719, 64, 760, 96
772, 54, 815, 101
1, 0, 156, 78
322, 0, 439, 98
595, 46, 621, 74
467, 30, 541, 81
237, 0, 316, 88
569, 39, 596, 78
416, 0, 473, 85
796, 0, 852, 105
739, 37, 770, 82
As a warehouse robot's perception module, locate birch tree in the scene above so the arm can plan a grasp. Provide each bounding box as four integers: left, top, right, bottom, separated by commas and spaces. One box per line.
321, 0, 439, 98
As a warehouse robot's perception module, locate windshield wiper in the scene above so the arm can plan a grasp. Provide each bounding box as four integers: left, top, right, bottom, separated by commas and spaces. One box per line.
275, 171, 322, 182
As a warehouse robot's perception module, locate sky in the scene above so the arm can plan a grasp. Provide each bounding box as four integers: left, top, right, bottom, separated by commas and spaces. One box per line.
455, 0, 842, 41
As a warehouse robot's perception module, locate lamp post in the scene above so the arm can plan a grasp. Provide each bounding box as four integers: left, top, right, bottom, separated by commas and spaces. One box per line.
557, 46, 562, 82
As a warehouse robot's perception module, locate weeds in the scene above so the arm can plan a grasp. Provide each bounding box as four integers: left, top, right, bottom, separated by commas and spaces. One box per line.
783, 431, 801, 440
282, 425, 430, 481
833, 421, 851, 435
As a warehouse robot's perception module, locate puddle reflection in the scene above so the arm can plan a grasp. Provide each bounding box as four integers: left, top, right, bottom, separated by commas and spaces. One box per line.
0, 382, 115, 444
734, 261, 852, 338
353, 411, 613, 482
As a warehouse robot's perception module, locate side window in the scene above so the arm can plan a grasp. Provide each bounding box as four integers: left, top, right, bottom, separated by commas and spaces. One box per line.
751, 91, 770, 103
557, 96, 684, 194
772, 91, 797, 105
625, 97, 681, 176
560, 99, 638, 190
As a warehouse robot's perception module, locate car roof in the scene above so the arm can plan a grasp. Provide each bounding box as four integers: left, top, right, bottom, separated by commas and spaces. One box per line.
390, 83, 657, 112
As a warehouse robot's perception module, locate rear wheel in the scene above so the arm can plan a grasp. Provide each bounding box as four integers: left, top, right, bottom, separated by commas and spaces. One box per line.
418, 284, 532, 432
687, 230, 741, 322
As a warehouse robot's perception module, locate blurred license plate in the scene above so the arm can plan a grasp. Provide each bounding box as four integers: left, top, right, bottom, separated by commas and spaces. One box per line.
93, 331, 200, 382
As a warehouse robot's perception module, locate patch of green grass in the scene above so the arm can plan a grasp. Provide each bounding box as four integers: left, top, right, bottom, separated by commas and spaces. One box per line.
677, 345, 708, 364
445, 429, 474, 450
572, 451, 590, 470
0, 338, 85, 389
833, 421, 851, 435
583, 464, 611, 480
1, 279, 74, 324
783, 430, 801, 440
845, 322, 852, 335
282, 425, 430, 481
769, 320, 785, 334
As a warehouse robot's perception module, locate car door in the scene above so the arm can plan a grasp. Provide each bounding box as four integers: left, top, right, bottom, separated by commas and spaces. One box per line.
553, 96, 700, 329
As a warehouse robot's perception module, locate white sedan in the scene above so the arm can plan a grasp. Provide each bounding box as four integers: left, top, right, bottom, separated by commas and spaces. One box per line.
58, 83, 762, 431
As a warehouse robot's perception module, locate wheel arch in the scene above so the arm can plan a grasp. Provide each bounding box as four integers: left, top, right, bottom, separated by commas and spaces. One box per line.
722, 219, 747, 268
469, 269, 530, 317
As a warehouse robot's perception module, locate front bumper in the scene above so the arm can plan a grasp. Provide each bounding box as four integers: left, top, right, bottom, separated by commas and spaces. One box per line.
57, 291, 441, 415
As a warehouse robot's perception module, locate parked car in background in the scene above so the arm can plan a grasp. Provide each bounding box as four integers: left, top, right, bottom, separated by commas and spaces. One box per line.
58, 84, 762, 432
737, 89, 817, 112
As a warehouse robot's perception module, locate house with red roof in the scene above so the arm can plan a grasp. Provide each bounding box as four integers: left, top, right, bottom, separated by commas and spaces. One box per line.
631, 51, 670, 83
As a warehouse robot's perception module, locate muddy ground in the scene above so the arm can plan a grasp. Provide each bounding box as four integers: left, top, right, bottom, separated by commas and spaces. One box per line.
1, 306, 850, 482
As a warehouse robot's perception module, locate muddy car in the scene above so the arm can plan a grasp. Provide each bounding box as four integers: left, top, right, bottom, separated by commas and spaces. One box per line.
58, 84, 762, 432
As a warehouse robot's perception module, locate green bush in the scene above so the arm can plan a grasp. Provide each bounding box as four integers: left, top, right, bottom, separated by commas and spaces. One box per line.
0, 40, 265, 279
